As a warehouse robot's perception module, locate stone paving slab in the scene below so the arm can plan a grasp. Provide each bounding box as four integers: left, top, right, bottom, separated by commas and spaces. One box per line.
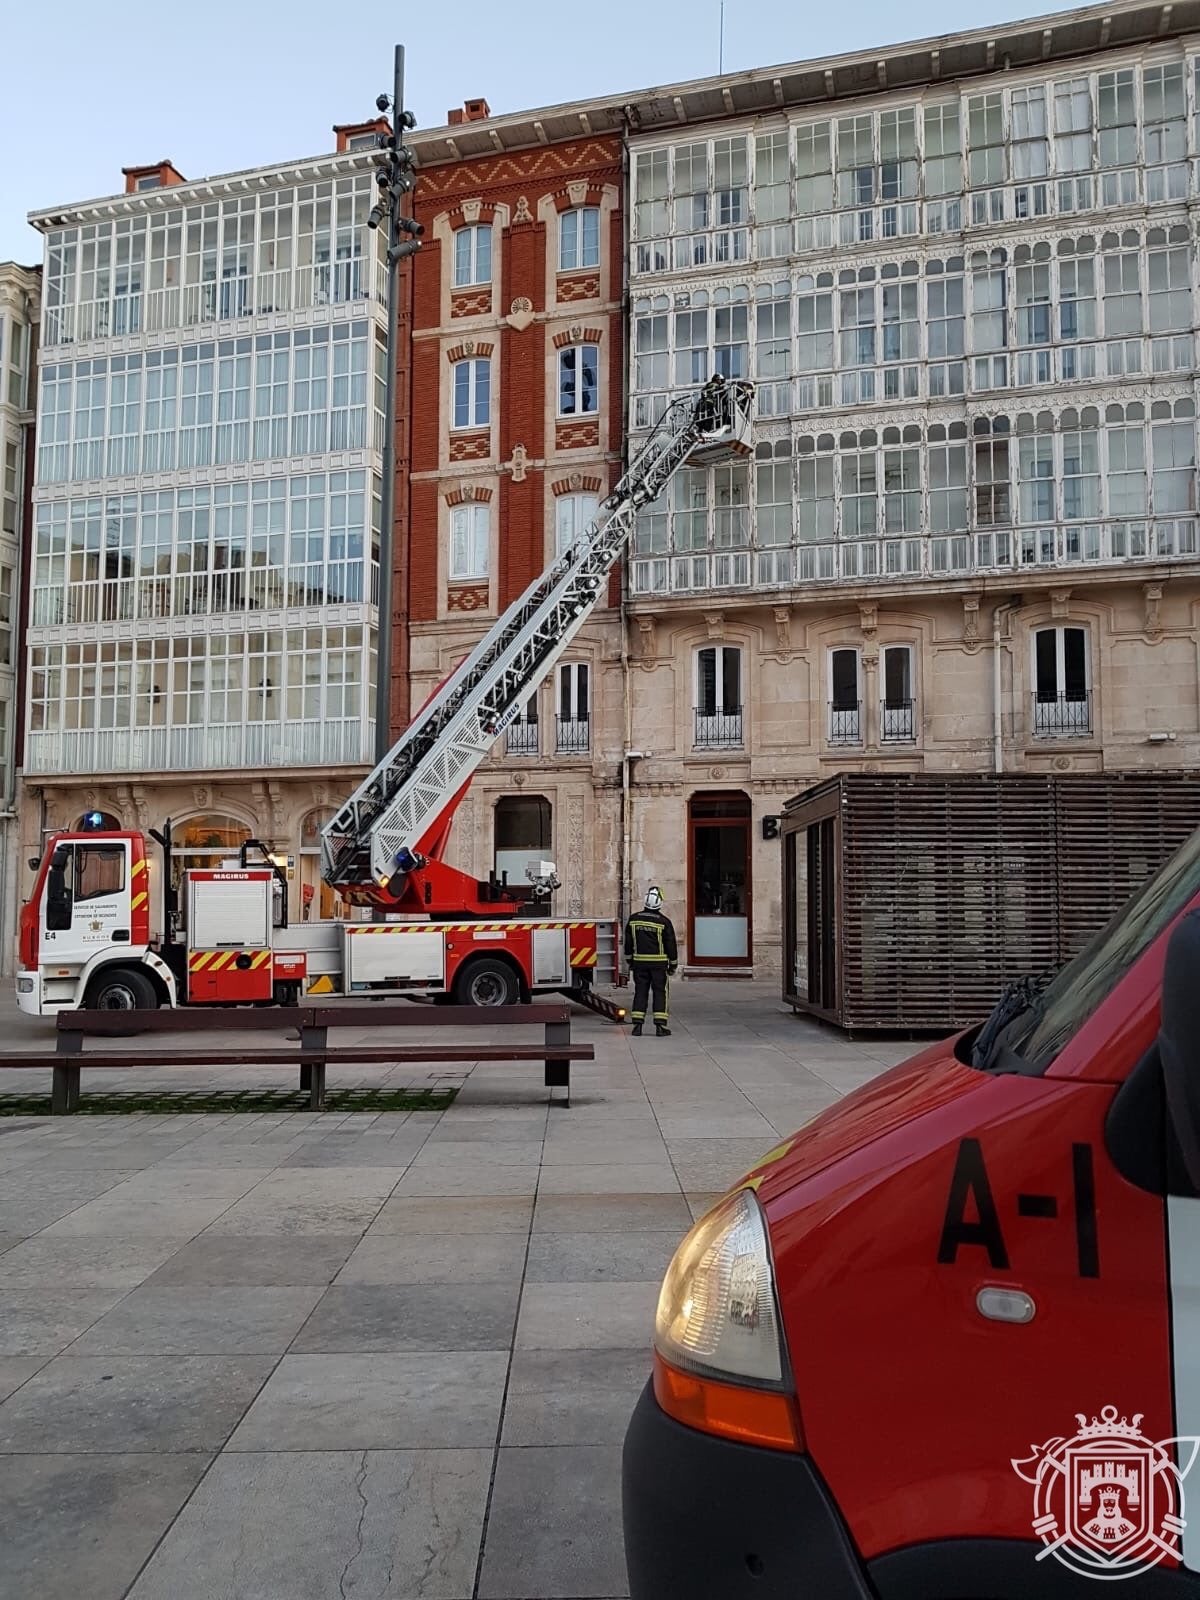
0, 979, 889, 1598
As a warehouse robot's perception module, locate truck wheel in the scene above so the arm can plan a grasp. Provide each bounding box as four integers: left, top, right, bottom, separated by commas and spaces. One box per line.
454, 957, 520, 1008
85, 967, 159, 1011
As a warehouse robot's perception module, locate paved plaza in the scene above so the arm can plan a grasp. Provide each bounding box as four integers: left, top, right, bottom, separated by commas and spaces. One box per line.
0, 981, 905, 1600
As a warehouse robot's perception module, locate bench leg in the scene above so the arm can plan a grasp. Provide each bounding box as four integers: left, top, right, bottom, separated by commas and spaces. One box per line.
300, 1025, 327, 1111
52, 1062, 81, 1115
544, 1019, 572, 1109
309, 1061, 326, 1112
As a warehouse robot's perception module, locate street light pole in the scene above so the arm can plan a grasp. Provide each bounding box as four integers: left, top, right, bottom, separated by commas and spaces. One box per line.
369, 45, 422, 765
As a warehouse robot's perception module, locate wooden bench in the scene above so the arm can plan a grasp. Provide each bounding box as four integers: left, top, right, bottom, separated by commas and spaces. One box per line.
0, 1003, 593, 1113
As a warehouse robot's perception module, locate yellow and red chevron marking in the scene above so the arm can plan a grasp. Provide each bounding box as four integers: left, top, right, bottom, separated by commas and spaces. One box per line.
188, 949, 271, 972
570, 948, 599, 967
130, 892, 149, 911
131, 858, 147, 877
347, 921, 599, 935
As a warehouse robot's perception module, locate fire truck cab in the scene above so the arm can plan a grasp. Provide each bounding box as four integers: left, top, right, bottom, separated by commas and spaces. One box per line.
16, 827, 304, 1015
624, 827, 1200, 1598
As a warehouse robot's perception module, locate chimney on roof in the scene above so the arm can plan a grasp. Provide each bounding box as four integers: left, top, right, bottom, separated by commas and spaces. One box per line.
121, 160, 186, 195
447, 97, 490, 126
333, 117, 390, 153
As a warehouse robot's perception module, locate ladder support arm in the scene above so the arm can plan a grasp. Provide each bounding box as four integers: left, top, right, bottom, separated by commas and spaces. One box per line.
321, 376, 754, 893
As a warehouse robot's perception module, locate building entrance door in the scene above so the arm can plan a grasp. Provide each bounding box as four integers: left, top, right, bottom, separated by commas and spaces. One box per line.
687, 791, 751, 965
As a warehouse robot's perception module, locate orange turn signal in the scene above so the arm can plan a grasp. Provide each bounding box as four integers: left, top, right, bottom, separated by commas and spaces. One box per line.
652, 1351, 803, 1453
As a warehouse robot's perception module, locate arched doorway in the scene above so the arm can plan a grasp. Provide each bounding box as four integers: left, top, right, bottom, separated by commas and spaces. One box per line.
494, 795, 551, 905
688, 791, 752, 965
172, 814, 252, 890
299, 809, 350, 921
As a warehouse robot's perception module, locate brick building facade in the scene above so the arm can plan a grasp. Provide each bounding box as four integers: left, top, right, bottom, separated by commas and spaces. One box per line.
402, 106, 625, 914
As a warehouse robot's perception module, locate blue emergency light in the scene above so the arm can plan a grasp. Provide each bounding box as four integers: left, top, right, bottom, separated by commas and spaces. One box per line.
81, 811, 106, 831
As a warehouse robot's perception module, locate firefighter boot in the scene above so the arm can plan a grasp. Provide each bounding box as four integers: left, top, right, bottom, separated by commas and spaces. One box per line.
656, 1024, 671, 1037
631, 1023, 643, 1037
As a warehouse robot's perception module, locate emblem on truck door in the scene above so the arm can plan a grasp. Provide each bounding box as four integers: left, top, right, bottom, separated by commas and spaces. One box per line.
1013, 1407, 1199, 1581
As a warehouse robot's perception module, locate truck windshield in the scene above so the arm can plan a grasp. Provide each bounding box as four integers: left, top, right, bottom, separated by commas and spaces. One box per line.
980, 826, 1200, 1075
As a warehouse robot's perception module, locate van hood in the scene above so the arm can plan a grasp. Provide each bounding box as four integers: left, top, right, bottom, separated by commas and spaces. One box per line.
743, 1038, 988, 1207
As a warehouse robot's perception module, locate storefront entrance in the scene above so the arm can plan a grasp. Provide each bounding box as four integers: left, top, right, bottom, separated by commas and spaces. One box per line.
687, 791, 752, 965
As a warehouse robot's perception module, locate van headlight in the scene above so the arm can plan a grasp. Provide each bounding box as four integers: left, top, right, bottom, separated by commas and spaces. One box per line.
16, 976, 34, 994
654, 1187, 787, 1388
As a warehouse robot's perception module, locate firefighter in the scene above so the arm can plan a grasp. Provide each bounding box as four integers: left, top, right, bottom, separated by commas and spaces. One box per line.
625, 886, 677, 1037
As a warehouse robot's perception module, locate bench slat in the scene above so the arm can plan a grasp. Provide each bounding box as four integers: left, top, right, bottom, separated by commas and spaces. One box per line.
57, 1002, 574, 1037
1, 1046, 593, 1069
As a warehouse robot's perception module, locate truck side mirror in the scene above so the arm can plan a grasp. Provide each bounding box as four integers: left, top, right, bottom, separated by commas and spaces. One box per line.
1159, 910, 1200, 1191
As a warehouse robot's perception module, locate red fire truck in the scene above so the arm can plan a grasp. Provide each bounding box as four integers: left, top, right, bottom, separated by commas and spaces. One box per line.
16, 378, 753, 1017
623, 825, 1200, 1597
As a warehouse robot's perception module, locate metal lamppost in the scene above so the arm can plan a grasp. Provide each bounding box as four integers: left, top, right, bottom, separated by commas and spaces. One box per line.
367, 45, 423, 763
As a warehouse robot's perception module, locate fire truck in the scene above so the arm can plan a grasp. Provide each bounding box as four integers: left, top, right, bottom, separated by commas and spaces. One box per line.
16, 377, 753, 1017
622, 825, 1200, 1598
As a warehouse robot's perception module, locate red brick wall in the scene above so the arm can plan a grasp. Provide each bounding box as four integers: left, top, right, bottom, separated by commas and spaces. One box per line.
403, 136, 623, 650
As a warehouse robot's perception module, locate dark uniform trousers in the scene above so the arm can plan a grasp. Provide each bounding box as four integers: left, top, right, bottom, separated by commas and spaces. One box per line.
631, 964, 670, 1025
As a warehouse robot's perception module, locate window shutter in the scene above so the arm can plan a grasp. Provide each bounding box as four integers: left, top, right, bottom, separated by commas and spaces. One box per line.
1035, 628, 1058, 699
698, 647, 717, 715
1063, 628, 1087, 700
831, 649, 858, 709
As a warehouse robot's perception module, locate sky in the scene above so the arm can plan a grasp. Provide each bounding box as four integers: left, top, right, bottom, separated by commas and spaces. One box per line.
1, 0, 1038, 263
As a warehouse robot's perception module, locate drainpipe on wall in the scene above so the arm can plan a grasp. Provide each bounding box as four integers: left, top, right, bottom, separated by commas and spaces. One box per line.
617, 116, 634, 941
992, 599, 1018, 775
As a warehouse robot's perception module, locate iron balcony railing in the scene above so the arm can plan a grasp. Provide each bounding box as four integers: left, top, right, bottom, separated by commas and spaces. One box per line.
694, 707, 744, 749
881, 700, 916, 743
505, 719, 540, 756
1033, 691, 1092, 737
555, 715, 590, 754
829, 703, 862, 745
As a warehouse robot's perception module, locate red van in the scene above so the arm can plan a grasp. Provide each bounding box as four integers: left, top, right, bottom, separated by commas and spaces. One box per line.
623, 828, 1200, 1598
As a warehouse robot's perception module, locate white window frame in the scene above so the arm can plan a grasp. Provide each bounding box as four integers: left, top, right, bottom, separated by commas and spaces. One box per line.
828, 646, 862, 744
559, 207, 600, 272
694, 644, 743, 748
557, 343, 599, 417
452, 358, 490, 430
555, 491, 599, 558
453, 225, 492, 288
880, 643, 915, 743
556, 662, 591, 754
1031, 624, 1091, 737
449, 502, 489, 581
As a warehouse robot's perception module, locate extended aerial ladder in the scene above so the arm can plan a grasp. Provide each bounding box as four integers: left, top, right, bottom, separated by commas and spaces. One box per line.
321, 375, 755, 918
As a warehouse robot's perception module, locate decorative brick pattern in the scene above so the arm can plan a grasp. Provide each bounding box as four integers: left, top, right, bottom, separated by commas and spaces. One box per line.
419, 144, 618, 199
449, 431, 491, 462
556, 273, 601, 303
555, 420, 601, 451
551, 475, 603, 496
447, 584, 490, 613
447, 341, 495, 362
445, 485, 494, 506
451, 291, 491, 318
552, 326, 604, 348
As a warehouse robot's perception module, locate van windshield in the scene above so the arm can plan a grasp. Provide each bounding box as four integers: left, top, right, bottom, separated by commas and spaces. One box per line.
980, 826, 1200, 1075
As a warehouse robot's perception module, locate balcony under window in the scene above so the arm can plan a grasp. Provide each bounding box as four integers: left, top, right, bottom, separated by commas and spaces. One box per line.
555, 715, 590, 755
694, 707, 743, 749
1033, 691, 1092, 737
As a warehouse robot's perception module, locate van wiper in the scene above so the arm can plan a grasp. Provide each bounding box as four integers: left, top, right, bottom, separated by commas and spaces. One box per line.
971, 973, 1052, 1071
